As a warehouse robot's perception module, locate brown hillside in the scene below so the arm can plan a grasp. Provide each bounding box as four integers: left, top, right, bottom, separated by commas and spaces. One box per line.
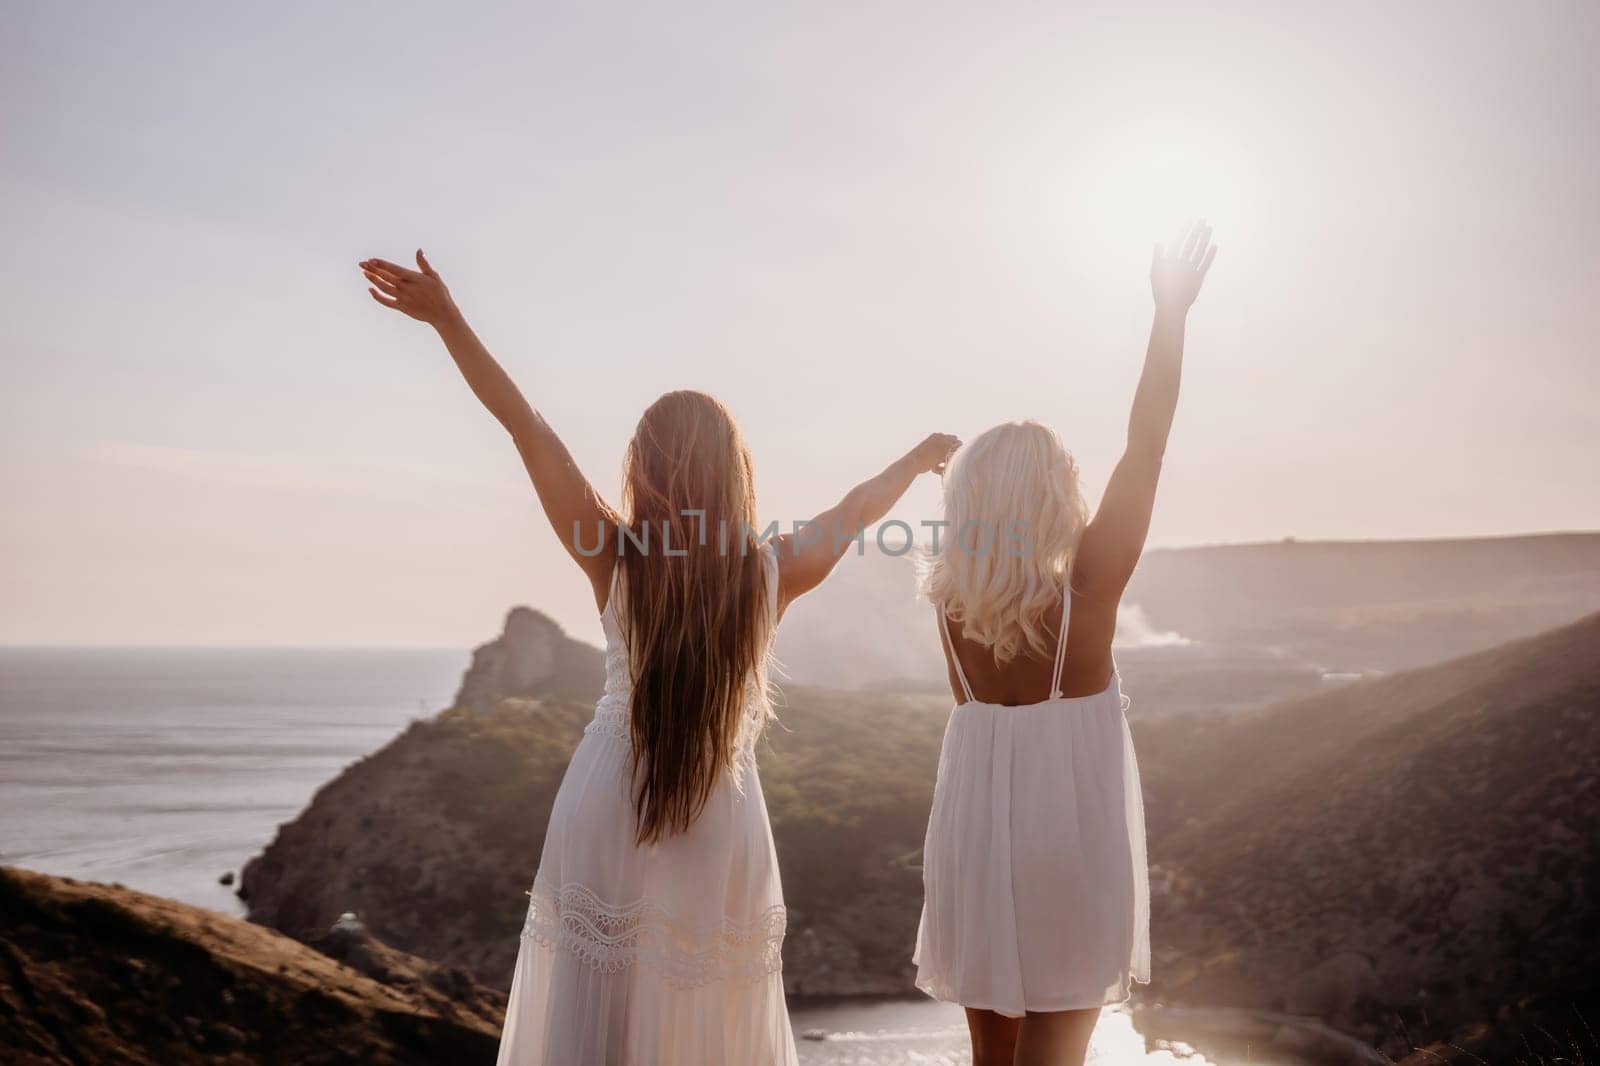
1137, 609, 1600, 840
1141, 612, 1600, 1060
0, 866, 503, 1066
239, 604, 1600, 1060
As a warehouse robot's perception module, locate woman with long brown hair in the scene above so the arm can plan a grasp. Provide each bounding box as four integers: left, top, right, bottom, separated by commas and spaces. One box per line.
360, 249, 958, 1066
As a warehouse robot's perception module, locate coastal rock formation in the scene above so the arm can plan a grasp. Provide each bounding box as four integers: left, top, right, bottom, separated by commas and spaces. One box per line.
241, 602, 1600, 1061
240, 682, 945, 997
241, 697, 597, 987
452, 606, 604, 710
0, 866, 503, 1066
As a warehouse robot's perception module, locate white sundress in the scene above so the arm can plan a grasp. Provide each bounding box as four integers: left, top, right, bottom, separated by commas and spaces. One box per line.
914, 588, 1151, 1017
496, 542, 798, 1066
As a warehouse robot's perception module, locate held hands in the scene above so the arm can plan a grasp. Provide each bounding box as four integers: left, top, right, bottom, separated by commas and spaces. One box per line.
913, 433, 962, 476
361, 250, 459, 328
1151, 221, 1217, 315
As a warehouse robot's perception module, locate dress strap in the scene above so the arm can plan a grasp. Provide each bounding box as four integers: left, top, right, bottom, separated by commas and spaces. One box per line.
1048, 584, 1071, 700
938, 610, 977, 705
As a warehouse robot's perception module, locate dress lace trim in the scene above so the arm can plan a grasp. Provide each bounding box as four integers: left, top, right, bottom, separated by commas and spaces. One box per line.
584, 706, 631, 742
520, 876, 787, 988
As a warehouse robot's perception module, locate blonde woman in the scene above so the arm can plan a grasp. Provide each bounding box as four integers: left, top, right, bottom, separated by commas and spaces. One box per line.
914, 223, 1216, 1066
360, 250, 958, 1066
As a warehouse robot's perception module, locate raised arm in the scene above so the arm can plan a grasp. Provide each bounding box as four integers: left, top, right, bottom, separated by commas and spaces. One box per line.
361, 251, 618, 606
1075, 222, 1216, 601
775, 433, 961, 611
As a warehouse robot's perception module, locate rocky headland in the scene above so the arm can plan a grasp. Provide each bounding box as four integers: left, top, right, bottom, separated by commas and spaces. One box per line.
237, 603, 1600, 1062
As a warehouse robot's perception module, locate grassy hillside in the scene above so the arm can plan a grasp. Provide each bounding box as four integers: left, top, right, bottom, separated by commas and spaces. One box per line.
1138, 611, 1600, 1059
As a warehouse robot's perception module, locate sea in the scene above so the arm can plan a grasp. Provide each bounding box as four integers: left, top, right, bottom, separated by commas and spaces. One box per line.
0, 645, 1229, 1065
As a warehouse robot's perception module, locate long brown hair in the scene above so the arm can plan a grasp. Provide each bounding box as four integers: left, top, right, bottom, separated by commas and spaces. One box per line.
616, 390, 773, 844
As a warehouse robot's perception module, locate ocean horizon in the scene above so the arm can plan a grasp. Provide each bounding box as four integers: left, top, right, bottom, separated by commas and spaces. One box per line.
0, 644, 467, 914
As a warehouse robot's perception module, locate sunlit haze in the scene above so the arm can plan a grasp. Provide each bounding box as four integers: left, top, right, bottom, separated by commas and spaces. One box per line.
4, 1, 1596, 646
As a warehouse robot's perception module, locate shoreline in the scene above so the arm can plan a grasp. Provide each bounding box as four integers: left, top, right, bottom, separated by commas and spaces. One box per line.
1133, 1004, 1384, 1066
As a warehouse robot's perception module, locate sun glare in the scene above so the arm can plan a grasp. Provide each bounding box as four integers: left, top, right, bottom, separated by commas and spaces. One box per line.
1059, 120, 1263, 266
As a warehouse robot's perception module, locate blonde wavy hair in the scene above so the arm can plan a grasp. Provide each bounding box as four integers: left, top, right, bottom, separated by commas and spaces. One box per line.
921, 420, 1090, 663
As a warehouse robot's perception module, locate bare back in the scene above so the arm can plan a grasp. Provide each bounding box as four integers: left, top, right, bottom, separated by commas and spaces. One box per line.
939, 583, 1119, 706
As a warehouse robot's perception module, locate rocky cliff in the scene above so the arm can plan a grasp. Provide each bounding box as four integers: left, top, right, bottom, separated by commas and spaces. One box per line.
240, 604, 1600, 1060
452, 606, 605, 710
0, 866, 504, 1065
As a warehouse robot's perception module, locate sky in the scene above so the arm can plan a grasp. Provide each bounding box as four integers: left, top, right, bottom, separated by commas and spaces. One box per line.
3, 0, 1597, 647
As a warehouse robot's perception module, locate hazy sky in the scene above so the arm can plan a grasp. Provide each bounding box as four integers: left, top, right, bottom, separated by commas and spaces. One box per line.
3, 1, 1596, 647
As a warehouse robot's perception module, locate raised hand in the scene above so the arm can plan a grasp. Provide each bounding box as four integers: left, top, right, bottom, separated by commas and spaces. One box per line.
777, 430, 963, 605
1150, 222, 1217, 314
915, 433, 963, 476
360, 250, 458, 327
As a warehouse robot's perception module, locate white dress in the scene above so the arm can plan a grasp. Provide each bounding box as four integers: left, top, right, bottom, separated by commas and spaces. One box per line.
914, 589, 1151, 1017
497, 543, 797, 1066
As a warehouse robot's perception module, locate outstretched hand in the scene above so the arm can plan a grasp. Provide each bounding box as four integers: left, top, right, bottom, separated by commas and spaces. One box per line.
915, 433, 962, 476
1151, 222, 1217, 314
360, 250, 458, 327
